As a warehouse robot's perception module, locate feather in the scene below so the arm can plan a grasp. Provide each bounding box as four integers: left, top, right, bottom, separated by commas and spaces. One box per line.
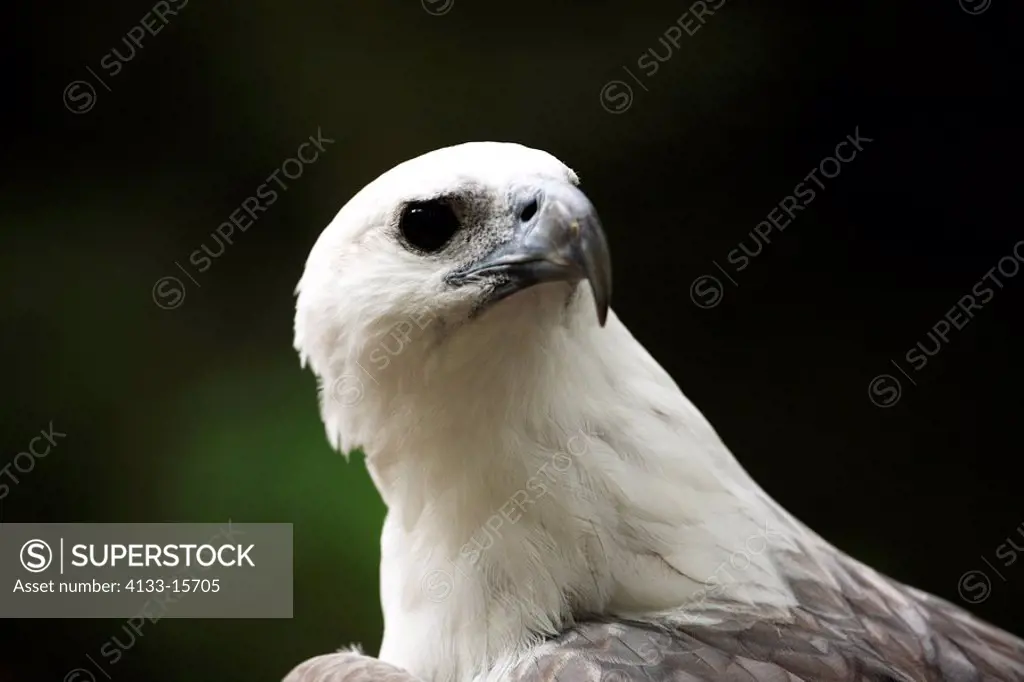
506, 548, 1024, 681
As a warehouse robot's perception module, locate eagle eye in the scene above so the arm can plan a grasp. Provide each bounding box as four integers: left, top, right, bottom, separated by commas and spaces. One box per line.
399, 199, 461, 253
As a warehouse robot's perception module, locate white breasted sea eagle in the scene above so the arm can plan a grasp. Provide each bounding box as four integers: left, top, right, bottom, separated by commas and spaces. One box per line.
287, 142, 1024, 682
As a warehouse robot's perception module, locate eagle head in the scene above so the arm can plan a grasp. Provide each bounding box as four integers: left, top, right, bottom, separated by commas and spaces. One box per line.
294, 142, 611, 457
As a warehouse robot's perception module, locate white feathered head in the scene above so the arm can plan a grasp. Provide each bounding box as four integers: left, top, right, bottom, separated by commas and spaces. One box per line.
294, 142, 612, 460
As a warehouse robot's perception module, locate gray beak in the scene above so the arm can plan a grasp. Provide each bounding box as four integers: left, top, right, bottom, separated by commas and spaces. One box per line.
447, 182, 612, 325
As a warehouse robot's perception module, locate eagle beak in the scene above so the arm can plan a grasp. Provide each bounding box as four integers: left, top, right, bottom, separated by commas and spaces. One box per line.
448, 182, 612, 326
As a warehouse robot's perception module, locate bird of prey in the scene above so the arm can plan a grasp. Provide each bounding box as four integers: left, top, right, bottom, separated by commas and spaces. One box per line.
288, 142, 1024, 682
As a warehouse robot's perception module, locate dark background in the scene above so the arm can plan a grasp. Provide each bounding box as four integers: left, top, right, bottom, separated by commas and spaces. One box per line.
5, 0, 1023, 679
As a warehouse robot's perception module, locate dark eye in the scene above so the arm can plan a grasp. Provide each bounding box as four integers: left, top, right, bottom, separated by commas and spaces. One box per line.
519, 199, 538, 222
399, 200, 461, 253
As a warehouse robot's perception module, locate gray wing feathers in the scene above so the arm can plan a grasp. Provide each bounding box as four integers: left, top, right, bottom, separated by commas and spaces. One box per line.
511, 550, 1024, 682
510, 619, 899, 682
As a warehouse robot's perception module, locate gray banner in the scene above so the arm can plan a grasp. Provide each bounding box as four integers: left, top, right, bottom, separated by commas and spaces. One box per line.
0, 522, 292, 618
